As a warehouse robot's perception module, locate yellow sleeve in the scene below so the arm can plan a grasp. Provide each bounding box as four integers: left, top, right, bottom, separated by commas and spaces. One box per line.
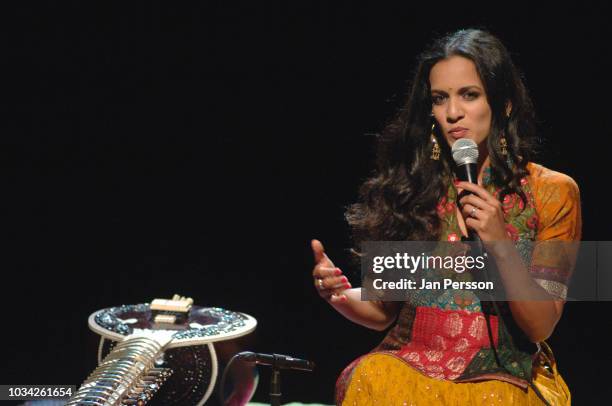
528, 164, 582, 300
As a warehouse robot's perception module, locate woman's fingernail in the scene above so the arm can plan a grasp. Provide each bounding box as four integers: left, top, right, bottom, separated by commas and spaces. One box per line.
335, 268, 342, 276
344, 283, 351, 289
341, 295, 348, 302
341, 276, 348, 283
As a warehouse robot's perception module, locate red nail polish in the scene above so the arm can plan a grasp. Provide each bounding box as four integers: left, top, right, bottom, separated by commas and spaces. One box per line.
341, 295, 348, 302
341, 276, 348, 283
335, 268, 342, 276
344, 283, 351, 289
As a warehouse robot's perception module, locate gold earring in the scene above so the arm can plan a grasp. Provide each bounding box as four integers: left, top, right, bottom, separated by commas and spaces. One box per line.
500, 136, 508, 156
430, 124, 440, 161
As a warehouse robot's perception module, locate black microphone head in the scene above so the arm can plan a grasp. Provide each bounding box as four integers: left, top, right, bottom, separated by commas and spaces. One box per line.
451, 138, 479, 166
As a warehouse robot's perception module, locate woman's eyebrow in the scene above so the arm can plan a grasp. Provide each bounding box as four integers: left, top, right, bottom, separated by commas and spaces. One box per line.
430, 85, 483, 95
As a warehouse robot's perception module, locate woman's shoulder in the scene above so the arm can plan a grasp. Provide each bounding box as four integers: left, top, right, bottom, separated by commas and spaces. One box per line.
526, 162, 580, 200
526, 162, 581, 240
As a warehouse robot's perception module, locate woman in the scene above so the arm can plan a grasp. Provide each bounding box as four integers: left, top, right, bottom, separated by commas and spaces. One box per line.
312, 29, 580, 405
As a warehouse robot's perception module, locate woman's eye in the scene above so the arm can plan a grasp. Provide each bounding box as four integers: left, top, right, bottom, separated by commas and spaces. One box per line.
464, 92, 479, 100
431, 95, 444, 105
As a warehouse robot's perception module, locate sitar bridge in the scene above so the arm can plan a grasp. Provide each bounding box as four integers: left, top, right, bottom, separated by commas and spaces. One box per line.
150, 294, 193, 324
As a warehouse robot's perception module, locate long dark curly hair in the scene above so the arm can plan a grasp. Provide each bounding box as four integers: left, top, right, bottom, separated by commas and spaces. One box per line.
346, 28, 538, 248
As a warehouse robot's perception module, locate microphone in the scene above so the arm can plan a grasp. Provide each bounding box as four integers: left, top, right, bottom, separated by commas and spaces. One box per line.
236, 352, 315, 371
451, 138, 479, 184
451, 138, 481, 243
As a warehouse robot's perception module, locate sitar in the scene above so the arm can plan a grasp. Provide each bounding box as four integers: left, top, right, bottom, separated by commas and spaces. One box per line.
67, 295, 256, 406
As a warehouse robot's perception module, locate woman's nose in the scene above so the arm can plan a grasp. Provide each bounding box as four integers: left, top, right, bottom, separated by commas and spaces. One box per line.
446, 98, 464, 122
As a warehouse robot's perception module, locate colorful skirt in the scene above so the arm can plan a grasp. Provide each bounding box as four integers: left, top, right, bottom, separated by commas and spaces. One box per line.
337, 353, 559, 405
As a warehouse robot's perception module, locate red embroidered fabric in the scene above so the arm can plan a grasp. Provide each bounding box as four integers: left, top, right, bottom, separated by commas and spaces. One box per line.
396, 306, 499, 380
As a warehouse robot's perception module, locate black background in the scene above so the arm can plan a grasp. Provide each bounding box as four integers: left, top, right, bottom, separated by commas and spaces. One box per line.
3, 2, 612, 404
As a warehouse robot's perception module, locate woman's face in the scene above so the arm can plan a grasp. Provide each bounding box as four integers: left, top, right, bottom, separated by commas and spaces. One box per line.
429, 56, 492, 149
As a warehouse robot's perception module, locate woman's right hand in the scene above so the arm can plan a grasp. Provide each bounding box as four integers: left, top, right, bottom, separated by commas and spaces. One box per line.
311, 239, 352, 303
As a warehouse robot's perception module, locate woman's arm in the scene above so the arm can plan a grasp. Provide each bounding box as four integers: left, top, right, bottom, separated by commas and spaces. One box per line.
311, 239, 401, 331
486, 242, 565, 342
327, 288, 401, 331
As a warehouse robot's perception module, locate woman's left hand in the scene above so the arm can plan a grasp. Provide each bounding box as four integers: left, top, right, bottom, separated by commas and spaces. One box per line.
456, 181, 510, 243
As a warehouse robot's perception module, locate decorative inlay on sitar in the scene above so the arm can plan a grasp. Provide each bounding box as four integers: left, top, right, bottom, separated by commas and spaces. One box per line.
67, 295, 257, 406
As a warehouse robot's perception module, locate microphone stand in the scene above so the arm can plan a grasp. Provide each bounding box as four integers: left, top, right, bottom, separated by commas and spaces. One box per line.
220, 352, 314, 406
269, 355, 282, 406
270, 354, 282, 406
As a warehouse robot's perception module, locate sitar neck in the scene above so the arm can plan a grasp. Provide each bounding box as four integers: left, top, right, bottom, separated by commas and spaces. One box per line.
67, 333, 174, 405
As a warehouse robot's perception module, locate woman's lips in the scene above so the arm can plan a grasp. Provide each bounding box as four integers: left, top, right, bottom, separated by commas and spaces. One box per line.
449, 129, 468, 138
